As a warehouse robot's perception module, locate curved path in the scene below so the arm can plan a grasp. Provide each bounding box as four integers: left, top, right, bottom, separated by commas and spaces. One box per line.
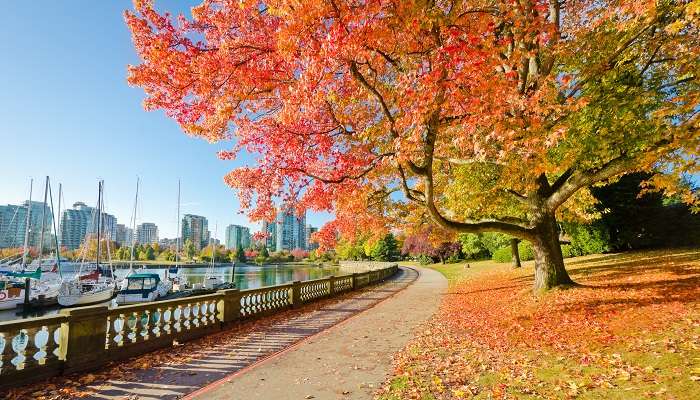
187, 266, 447, 400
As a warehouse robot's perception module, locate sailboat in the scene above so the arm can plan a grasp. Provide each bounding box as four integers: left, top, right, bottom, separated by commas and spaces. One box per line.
169, 180, 185, 290
202, 222, 224, 290
1, 177, 64, 309
58, 180, 116, 307
116, 178, 171, 304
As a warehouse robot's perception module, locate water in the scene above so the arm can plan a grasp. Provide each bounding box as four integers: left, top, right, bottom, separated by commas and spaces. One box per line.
0, 263, 343, 322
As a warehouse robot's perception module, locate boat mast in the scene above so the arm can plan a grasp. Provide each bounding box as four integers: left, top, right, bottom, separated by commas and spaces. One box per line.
21, 178, 33, 268
48, 178, 63, 278
210, 222, 216, 270
176, 180, 181, 268
96, 180, 102, 269
57, 183, 62, 249
129, 177, 139, 270
37, 176, 49, 264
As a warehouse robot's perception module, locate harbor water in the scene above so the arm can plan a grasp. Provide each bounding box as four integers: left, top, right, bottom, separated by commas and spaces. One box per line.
0, 262, 342, 322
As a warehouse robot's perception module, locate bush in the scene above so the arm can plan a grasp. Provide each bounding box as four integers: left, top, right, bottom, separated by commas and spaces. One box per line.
563, 222, 610, 256
417, 254, 433, 265
492, 241, 534, 263
459, 232, 513, 260
492, 247, 511, 263
561, 244, 576, 258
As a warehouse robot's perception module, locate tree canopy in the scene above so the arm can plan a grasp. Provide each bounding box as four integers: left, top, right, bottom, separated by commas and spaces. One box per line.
126, 0, 699, 290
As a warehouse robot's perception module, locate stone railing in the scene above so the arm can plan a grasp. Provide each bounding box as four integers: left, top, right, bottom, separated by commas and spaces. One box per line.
338, 261, 399, 273
0, 264, 398, 389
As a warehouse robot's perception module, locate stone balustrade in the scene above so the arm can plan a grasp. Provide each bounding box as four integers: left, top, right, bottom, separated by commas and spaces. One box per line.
0, 264, 398, 389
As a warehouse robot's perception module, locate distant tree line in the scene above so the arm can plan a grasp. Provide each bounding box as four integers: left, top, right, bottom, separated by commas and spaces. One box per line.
335, 173, 700, 265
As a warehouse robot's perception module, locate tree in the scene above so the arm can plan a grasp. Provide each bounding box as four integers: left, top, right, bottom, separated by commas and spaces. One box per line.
371, 233, 399, 261
259, 246, 270, 258
401, 233, 435, 259
144, 245, 155, 261
184, 239, 196, 260
235, 247, 246, 263
127, 1, 699, 291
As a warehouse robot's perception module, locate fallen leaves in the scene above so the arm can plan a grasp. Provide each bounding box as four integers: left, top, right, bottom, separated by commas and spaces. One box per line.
378, 250, 700, 399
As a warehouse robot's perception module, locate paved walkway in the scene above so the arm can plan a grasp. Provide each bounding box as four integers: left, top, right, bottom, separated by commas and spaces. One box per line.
187, 266, 446, 400
77, 266, 445, 399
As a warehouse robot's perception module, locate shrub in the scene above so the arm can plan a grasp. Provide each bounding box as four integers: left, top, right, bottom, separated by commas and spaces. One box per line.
492, 241, 534, 263
417, 254, 433, 265
492, 247, 512, 263
561, 244, 576, 258
563, 222, 610, 256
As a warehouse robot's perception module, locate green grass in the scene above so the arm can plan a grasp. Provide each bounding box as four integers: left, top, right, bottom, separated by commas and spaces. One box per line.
412, 259, 514, 285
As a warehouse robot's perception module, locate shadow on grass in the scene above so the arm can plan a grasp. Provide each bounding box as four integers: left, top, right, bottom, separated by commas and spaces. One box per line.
507, 250, 700, 312
445, 284, 523, 296
510, 250, 700, 285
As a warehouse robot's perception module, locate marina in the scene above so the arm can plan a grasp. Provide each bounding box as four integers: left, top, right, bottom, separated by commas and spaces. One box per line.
0, 262, 342, 322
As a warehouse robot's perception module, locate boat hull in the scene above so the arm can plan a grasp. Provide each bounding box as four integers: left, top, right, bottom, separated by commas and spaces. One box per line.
0, 290, 24, 310
58, 287, 114, 307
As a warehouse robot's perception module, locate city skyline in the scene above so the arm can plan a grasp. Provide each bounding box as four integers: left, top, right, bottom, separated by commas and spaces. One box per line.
0, 2, 333, 239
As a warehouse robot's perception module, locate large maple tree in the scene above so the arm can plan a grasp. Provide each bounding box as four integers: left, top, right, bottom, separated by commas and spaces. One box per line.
126, 0, 699, 291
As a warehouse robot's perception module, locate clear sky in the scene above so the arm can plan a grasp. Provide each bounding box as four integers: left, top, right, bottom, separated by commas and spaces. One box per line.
0, 1, 332, 239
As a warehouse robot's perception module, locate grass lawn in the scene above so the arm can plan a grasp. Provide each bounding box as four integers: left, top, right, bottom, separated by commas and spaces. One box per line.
380, 249, 700, 399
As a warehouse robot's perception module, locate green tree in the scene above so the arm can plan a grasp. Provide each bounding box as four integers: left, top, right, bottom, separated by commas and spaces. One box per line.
184, 239, 196, 260
235, 247, 246, 263
371, 233, 399, 261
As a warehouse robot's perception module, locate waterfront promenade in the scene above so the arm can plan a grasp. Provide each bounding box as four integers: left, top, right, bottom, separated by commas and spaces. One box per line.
190, 266, 446, 400
7, 266, 446, 399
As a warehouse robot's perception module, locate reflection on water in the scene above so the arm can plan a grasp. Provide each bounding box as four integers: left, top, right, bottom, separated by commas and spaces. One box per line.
0, 263, 342, 322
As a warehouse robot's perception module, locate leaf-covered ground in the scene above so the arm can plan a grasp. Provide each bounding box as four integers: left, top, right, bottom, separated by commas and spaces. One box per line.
378, 249, 700, 399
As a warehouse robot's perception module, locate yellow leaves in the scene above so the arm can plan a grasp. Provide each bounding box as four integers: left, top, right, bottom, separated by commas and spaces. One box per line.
688, 0, 700, 16
665, 20, 686, 35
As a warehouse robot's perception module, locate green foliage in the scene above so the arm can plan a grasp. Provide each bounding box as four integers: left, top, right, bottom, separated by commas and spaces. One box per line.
591, 173, 700, 251
459, 232, 512, 260
184, 239, 196, 260
492, 241, 534, 263
336, 239, 366, 260
562, 222, 610, 256
417, 254, 433, 265
260, 246, 270, 258
371, 233, 399, 261
560, 244, 576, 258
235, 247, 246, 263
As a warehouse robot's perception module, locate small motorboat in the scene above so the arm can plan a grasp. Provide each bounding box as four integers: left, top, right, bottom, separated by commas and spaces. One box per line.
115, 273, 172, 305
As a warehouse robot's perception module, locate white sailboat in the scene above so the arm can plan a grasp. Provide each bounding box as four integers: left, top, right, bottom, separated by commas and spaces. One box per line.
169, 180, 186, 291
58, 180, 116, 307
116, 178, 171, 304
203, 222, 224, 290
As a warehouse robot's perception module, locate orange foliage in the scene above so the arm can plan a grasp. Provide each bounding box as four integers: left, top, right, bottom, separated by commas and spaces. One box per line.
381, 250, 700, 398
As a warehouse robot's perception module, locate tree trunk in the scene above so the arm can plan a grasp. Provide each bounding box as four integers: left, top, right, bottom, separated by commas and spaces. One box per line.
510, 238, 521, 268
531, 213, 574, 292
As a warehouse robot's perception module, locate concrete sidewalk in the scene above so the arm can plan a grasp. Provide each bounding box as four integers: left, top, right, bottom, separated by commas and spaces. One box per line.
188, 266, 447, 400
72, 266, 445, 400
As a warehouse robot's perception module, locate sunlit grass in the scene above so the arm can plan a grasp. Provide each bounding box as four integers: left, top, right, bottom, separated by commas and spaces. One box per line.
381, 249, 700, 399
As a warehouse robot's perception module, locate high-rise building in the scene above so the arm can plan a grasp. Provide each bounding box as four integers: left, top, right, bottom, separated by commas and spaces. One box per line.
136, 222, 159, 245
60, 202, 117, 250
181, 214, 208, 251
158, 238, 178, 250
305, 224, 319, 250
115, 224, 133, 247
0, 201, 53, 249
225, 224, 251, 250
262, 220, 276, 250
275, 208, 306, 252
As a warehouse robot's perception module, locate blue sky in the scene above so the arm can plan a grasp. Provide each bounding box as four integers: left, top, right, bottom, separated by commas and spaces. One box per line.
0, 1, 332, 239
